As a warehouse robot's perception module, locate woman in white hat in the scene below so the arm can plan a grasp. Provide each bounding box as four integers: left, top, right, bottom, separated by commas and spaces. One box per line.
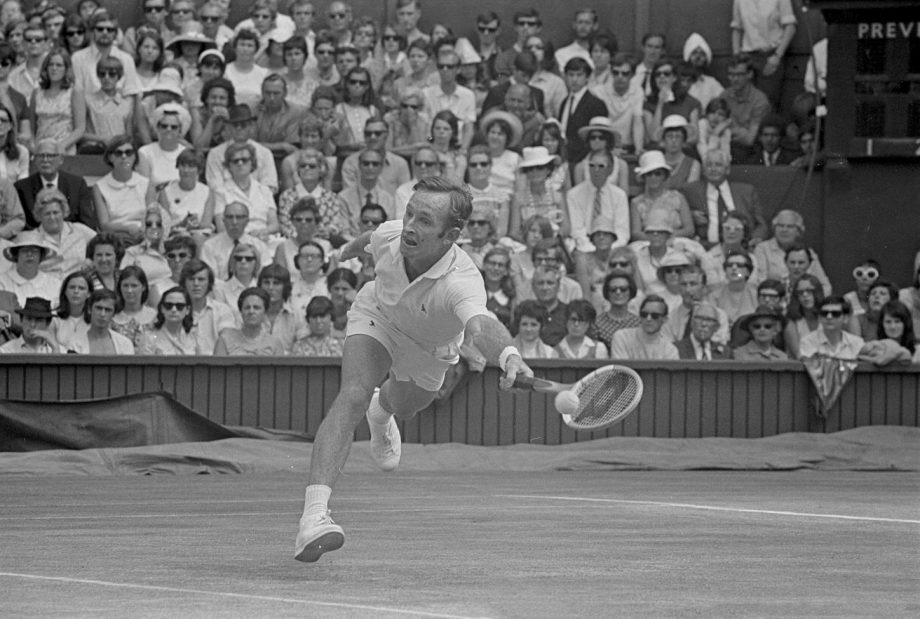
137, 65, 185, 145
0, 232, 61, 307
137, 102, 191, 189
659, 114, 701, 189
629, 150, 694, 242
573, 116, 629, 194
511, 146, 569, 240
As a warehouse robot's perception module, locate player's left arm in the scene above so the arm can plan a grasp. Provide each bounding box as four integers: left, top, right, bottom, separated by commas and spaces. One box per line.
464, 313, 534, 389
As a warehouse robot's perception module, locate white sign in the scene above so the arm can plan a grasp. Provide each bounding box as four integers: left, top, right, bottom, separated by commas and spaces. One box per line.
858, 22, 920, 39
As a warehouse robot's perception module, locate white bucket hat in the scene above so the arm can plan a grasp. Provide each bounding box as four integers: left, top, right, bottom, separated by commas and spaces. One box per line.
635, 150, 672, 176
517, 146, 561, 170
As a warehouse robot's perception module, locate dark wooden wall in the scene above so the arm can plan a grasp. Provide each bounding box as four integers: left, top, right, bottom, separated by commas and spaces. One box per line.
2, 357, 916, 444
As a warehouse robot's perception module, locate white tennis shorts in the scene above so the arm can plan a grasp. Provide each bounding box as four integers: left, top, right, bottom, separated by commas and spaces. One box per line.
346, 296, 459, 392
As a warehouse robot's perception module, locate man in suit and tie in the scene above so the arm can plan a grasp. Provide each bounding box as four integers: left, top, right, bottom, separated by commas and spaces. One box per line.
674, 301, 732, 360
681, 150, 768, 250
16, 139, 97, 230
559, 57, 608, 169
743, 115, 797, 166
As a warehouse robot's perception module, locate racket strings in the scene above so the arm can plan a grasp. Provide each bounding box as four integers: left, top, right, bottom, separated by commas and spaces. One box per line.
571, 372, 640, 428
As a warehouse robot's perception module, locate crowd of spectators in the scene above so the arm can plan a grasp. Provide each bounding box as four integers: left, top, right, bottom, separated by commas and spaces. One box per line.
0, 0, 915, 368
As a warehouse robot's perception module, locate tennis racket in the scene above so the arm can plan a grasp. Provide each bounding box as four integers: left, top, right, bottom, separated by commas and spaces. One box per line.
513, 365, 644, 432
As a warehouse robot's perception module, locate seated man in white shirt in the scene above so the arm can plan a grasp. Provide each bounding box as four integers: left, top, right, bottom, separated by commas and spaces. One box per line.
423, 49, 476, 150
798, 295, 866, 360
337, 149, 395, 237
340, 118, 411, 194
394, 147, 443, 220
199, 202, 270, 281
609, 294, 680, 360
568, 149, 629, 254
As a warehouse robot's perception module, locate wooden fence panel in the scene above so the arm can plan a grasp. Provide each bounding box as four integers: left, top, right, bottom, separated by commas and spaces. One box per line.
3, 357, 918, 444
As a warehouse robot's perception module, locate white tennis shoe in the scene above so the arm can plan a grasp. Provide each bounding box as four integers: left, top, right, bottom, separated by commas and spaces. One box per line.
294, 510, 344, 563
366, 410, 401, 471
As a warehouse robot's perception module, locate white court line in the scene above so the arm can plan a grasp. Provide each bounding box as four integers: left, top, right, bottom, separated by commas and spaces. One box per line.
0, 572, 490, 619
499, 494, 920, 525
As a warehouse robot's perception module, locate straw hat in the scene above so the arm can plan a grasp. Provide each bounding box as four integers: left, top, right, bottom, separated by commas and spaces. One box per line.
479, 109, 524, 149
3, 232, 57, 262
658, 251, 691, 268
228, 104, 255, 124
635, 150, 672, 176
517, 146, 560, 170
577, 116, 619, 143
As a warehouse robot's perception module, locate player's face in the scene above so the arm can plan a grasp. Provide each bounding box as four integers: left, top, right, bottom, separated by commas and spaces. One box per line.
401, 191, 457, 264
518, 316, 542, 342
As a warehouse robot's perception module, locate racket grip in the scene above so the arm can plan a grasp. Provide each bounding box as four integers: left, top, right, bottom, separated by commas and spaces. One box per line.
512, 374, 537, 389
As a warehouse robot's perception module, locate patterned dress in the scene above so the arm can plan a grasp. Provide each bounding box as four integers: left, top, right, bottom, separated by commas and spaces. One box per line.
34, 88, 75, 154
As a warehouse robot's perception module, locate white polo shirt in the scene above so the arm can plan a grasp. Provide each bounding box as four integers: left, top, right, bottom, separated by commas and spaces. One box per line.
359, 220, 489, 350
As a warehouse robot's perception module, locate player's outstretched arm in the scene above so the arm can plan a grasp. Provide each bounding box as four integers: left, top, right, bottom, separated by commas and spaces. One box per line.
337, 230, 374, 262
465, 314, 534, 389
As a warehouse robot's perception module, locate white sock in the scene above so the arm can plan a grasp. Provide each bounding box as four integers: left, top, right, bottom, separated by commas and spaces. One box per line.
366, 391, 393, 426
301, 484, 331, 524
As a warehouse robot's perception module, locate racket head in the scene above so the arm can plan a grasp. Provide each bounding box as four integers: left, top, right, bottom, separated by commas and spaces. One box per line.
561, 365, 644, 431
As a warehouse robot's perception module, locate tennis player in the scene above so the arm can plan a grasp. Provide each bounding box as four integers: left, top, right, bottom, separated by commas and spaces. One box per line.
295, 176, 533, 562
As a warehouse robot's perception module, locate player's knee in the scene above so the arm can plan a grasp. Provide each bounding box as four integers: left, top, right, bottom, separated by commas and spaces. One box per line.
333, 384, 376, 419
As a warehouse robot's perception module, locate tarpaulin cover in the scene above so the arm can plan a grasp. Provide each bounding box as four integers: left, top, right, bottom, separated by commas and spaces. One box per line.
0, 426, 916, 476
0, 392, 312, 452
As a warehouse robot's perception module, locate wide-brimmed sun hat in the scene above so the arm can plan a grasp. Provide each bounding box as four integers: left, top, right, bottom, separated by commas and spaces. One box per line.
166, 31, 216, 55
2, 232, 57, 262
577, 116, 619, 144
479, 109, 524, 149
740, 304, 787, 333
635, 150, 672, 176
517, 146, 560, 170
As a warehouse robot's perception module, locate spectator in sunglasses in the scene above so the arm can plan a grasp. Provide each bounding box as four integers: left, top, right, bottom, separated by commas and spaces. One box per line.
383, 88, 429, 158
609, 294, 679, 360
72, 11, 142, 98
798, 295, 864, 360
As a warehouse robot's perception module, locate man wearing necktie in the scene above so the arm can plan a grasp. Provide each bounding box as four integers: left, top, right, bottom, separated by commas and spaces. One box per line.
681, 150, 767, 250
559, 58, 608, 171
566, 149, 629, 254
743, 116, 797, 166
674, 301, 731, 360
15, 139, 96, 230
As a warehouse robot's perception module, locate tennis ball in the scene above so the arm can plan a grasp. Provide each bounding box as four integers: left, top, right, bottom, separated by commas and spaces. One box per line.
554, 391, 580, 416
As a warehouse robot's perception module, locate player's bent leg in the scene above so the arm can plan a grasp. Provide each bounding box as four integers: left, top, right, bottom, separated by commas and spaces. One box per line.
365, 379, 440, 472
296, 335, 391, 563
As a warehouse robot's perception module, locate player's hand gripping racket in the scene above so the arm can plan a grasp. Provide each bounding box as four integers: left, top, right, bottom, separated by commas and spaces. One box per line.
513, 365, 644, 431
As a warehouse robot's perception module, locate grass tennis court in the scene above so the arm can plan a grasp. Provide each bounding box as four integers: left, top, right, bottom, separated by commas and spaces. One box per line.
2, 470, 918, 617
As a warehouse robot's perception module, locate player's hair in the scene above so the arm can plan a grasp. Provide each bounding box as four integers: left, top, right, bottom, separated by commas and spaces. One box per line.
412, 176, 472, 231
